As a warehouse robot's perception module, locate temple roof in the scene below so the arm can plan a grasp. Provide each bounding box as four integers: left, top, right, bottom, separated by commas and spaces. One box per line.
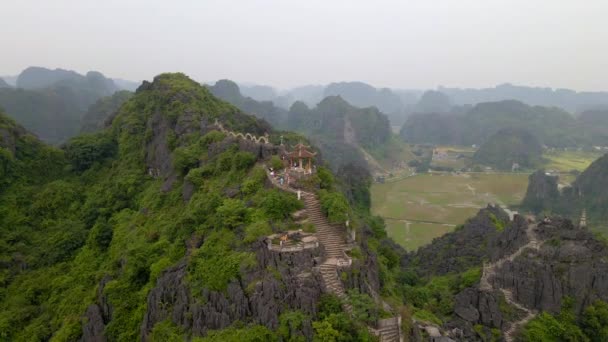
286, 143, 316, 158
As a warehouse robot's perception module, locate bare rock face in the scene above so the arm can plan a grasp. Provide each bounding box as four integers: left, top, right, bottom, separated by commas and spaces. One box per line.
492, 219, 608, 314
140, 262, 190, 339
521, 170, 560, 213
81, 276, 112, 342
450, 217, 608, 341
139, 243, 325, 341
342, 238, 381, 296
82, 304, 107, 342
407, 205, 512, 276
454, 288, 503, 328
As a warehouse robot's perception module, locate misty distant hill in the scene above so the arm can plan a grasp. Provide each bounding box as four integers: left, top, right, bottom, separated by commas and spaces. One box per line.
17, 67, 85, 89
0, 67, 120, 143
239, 84, 278, 102
578, 110, 608, 146
0, 75, 18, 86
400, 100, 588, 147
0, 78, 10, 88
414, 90, 452, 113
323, 82, 404, 115
208, 79, 287, 127
439, 83, 608, 113
112, 78, 140, 91
80, 90, 133, 133
473, 127, 543, 170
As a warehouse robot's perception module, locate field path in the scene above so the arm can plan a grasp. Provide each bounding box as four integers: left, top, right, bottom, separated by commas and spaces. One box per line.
466, 183, 476, 195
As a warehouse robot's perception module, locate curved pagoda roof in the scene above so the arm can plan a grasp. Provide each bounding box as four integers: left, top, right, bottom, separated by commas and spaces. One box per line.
286, 143, 316, 158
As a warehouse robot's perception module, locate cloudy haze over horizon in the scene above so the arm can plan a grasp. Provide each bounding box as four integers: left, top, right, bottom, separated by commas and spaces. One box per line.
3, 0, 608, 91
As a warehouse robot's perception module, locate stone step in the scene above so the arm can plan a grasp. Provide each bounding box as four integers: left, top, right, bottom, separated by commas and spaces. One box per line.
379, 330, 400, 342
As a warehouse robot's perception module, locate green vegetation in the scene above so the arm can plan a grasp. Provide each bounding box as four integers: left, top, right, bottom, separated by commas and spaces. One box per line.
371, 173, 528, 250
473, 324, 501, 342
195, 324, 276, 342
489, 213, 507, 232
400, 267, 481, 323
521, 298, 608, 342
319, 189, 350, 224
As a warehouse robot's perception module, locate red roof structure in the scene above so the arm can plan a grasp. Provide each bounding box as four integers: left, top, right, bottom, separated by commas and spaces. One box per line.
285, 143, 316, 172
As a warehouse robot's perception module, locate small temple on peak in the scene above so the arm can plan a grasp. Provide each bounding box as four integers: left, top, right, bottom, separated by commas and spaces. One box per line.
283, 143, 317, 173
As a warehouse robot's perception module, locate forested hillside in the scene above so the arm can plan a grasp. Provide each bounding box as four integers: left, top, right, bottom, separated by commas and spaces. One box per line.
0, 73, 407, 341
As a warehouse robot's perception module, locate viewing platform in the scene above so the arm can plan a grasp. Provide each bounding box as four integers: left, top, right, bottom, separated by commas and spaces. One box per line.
265, 231, 319, 253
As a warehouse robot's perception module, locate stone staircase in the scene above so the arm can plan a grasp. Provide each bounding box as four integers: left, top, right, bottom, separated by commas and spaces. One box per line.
302, 192, 349, 261
479, 223, 542, 341
375, 317, 402, 342
501, 288, 537, 342
266, 170, 401, 341
318, 263, 354, 314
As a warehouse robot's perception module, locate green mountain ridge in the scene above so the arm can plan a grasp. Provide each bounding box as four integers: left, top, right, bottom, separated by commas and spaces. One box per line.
0, 73, 406, 341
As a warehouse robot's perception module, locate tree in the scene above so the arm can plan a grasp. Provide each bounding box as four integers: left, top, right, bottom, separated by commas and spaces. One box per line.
319, 190, 350, 224
312, 320, 340, 342
259, 189, 302, 220
582, 301, 608, 342
64, 132, 116, 171
216, 199, 247, 229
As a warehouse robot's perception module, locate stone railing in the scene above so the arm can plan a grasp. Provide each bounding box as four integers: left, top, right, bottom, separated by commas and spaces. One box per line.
267, 240, 319, 253
212, 119, 270, 144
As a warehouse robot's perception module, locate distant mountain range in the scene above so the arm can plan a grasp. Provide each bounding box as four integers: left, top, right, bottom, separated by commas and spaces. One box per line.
237, 81, 608, 128
0, 67, 136, 144
400, 100, 608, 148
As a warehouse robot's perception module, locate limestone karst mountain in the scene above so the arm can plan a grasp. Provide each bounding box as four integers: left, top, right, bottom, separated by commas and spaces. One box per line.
472, 127, 543, 170
0, 73, 407, 341
522, 152, 608, 227
401, 204, 608, 341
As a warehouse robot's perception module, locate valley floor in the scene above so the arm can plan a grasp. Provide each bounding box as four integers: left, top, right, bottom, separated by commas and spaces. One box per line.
371, 172, 529, 250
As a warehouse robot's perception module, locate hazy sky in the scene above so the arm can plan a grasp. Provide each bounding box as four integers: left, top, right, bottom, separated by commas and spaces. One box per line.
3, 0, 608, 90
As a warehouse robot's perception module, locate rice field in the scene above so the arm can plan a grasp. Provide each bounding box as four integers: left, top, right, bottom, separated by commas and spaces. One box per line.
371, 172, 529, 251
